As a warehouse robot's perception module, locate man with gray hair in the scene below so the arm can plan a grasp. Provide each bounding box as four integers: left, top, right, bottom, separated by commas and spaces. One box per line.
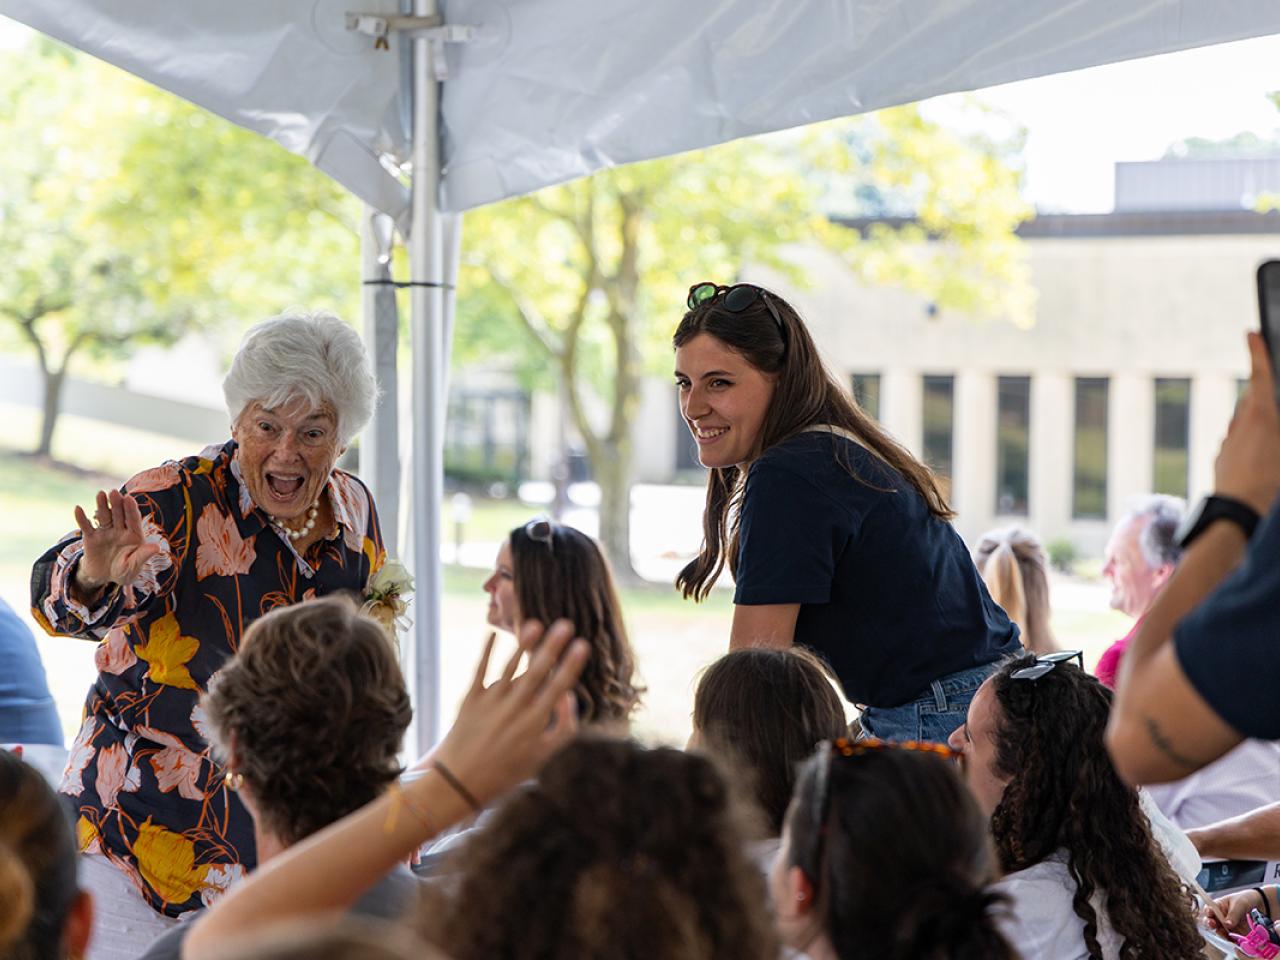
1095, 495, 1185, 688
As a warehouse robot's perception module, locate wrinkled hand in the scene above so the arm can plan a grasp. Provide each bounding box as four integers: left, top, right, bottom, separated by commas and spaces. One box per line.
1204, 887, 1264, 937
72, 489, 162, 593
431, 619, 589, 808
1215, 332, 1280, 515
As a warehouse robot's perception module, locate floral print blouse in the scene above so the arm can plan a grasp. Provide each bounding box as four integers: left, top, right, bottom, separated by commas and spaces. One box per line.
31, 440, 385, 918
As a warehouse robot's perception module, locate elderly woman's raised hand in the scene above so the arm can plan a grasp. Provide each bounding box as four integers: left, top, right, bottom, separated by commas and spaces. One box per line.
72, 489, 162, 596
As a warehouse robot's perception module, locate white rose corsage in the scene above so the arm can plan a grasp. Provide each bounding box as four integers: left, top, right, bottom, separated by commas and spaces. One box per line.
363, 559, 414, 644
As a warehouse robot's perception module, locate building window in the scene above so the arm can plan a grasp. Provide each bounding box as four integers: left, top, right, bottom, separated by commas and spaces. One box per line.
1072, 377, 1109, 519
922, 375, 954, 495
1153, 378, 1191, 499
996, 376, 1030, 515
850, 373, 881, 420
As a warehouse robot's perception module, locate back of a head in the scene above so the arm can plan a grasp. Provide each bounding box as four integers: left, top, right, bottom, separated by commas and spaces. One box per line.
975, 527, 1055, 654
0, 750, 79, 960
787, 746, 1015, 960
427, 737, 777, 960
693, 648, 848, 835
508, 523, 642, 726
988, 655, 1203, 957
202, 596, 411, 844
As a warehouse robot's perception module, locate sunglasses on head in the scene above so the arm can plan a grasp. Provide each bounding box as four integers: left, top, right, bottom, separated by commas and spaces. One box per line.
524, 517, 555, 551
686, 282, 785, 334
805, 736, 958, 877
1009, 649, 1084, 682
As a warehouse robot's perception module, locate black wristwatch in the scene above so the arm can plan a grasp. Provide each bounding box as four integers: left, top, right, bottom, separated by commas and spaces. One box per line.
1176, 494, 1261, 548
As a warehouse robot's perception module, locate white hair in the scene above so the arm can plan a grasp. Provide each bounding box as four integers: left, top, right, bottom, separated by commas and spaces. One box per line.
223, 311, 378, 446
1121, 494, 1187, 570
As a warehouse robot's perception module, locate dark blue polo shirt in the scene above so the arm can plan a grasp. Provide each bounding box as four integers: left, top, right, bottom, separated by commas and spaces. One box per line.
733, 431, 1021, 707
1175, 497, 1280, 739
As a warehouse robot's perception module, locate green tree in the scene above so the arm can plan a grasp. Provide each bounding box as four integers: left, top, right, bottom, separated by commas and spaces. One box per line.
456, 105, 1032, 578
0, 41, 360, 457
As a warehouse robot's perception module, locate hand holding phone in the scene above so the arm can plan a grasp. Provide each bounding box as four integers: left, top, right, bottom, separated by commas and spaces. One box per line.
1254, 260, 1280, 406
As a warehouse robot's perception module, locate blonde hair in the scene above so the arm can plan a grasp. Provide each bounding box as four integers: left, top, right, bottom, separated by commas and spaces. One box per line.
975, 527, 1057, 655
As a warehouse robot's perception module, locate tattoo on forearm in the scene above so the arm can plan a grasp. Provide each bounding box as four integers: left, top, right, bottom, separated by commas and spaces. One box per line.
1143, 716, 1203, 771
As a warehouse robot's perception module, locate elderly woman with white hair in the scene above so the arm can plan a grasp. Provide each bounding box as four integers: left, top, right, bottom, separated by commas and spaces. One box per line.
30, 311, 389, 959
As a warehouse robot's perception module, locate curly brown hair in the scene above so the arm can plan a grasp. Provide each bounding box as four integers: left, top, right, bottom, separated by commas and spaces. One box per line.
509, 522, 643, 726
787, 746, 1017, 960
420, 737, 777, 960
988, 654, 1203, 959
0, 750, 78, 960
673, 287, 953, 600
203, 595, 412, 845
693, 647, 848, 834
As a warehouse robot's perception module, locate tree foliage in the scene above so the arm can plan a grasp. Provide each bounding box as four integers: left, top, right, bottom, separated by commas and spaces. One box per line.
0, 39, 361, 455
455, 104, 1032, 574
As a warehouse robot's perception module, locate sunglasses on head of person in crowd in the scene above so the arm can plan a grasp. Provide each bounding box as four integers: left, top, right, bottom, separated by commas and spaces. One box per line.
686, 282, 785, 334
1009, 649, 1085, 682
524, 517, 555, 551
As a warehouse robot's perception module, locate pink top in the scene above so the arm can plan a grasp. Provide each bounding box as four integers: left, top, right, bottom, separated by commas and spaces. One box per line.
1094, 618, 1143, 689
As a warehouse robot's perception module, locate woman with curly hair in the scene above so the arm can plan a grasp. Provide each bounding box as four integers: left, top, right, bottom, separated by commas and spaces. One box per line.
482, 519, 642, 728
771, 739, 1016, 960
137, 595, 414, 960
422, 737, 776, 960
947, 652, 1204, 959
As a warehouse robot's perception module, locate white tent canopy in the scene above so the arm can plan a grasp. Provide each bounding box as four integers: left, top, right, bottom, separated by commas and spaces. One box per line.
4, 0, 1280, 751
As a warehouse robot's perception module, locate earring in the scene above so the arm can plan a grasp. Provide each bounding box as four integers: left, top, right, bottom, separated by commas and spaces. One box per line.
224, 771, 244, 791
795, 892, 807, 901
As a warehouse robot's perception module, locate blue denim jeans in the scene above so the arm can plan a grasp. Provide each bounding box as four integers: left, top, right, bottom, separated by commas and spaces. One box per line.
858, 661, 1003, 745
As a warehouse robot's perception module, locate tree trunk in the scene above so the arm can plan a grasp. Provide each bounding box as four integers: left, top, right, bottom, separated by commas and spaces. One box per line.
36, 365, 67, 458
593, 434, 639, 584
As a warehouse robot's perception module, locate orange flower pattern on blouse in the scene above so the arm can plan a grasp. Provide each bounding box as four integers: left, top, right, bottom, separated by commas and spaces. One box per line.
31, 440, 384, 918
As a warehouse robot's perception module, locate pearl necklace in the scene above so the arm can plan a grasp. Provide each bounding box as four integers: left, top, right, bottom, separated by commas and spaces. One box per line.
268, 501, 319, 541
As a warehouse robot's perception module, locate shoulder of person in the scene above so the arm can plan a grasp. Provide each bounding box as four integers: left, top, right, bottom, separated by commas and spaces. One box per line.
121, 442, 234, 500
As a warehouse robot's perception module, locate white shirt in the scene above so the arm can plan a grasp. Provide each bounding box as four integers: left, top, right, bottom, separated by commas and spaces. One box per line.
1143, 739, 1280, 831
992, 855, 1125, 960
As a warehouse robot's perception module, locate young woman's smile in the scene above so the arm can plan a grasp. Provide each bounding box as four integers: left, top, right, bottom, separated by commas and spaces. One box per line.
674, 333, 776, 468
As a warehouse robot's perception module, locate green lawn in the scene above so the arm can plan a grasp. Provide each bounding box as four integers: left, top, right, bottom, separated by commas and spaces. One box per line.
1, 406, 1125, 748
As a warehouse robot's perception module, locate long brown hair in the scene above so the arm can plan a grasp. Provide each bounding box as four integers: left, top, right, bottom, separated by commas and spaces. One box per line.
421, 737, 777, 960
989, 655, 1203, 959
974, 527, 1057, 655
693, 647, 848, 834
673, 287, 952, 600
509, 522, 643, 726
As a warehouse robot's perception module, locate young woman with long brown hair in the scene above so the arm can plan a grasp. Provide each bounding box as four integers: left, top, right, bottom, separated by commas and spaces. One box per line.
673, 283, 1020, 742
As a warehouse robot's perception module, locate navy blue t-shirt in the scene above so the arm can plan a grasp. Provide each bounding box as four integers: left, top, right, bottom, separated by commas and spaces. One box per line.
1175, 498, 1280, 739
733, 431, 1021, 707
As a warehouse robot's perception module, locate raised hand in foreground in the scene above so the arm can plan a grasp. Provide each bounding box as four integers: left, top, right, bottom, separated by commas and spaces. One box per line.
182, 620, 589, 960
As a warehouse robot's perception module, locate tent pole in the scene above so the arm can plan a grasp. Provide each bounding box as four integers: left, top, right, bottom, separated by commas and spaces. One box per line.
359, 206, 401, 556
409, 0, 444, 755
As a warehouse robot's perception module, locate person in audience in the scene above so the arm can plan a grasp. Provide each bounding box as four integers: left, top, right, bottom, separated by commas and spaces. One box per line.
483, 519, 641, 729
0, 748, 94, 960
0, 597, 64, 783
1107, 333, 1280, 784
974, 526, 1058, 655
1094, 494, 1185, 687
30, 311, 390, 945
179, 617, 591, 959
137, 595, 414, 960
420, 737, 777, 960
948, 653, 1204, 959
689, 647, 848, 847
673, 282, 1020, 743
772, 738, 1017, 960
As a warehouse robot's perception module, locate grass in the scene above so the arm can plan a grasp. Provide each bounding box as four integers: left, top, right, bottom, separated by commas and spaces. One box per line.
1, 403, 1126, 748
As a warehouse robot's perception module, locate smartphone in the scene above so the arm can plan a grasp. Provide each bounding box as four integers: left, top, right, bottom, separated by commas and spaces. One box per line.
1255, 260, 1280, 405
